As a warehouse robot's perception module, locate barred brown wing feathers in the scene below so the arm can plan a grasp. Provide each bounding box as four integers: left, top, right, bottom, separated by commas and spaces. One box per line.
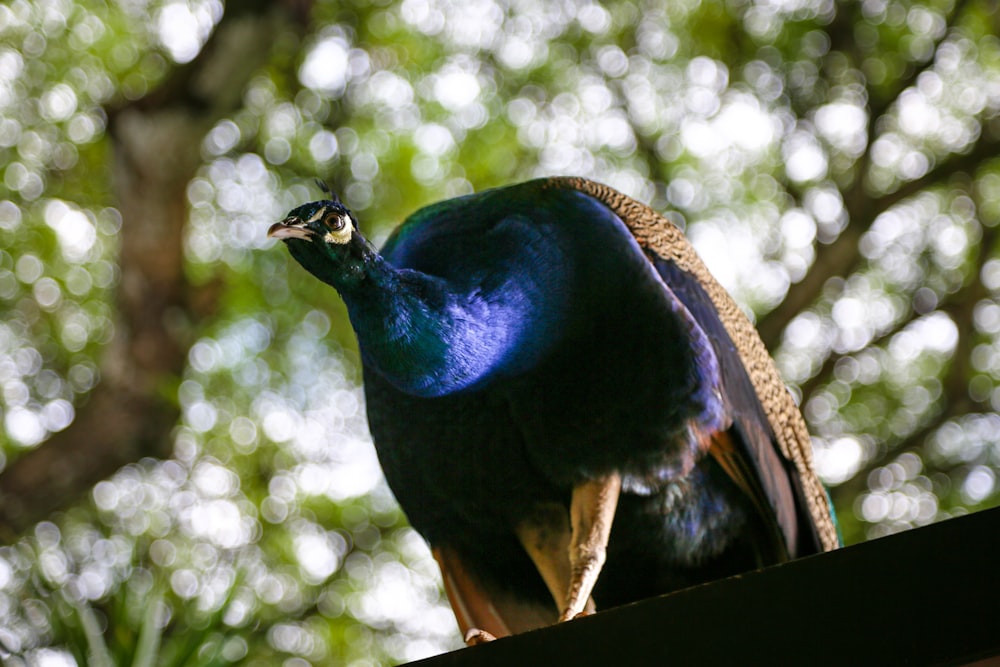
549, 176, 839, 553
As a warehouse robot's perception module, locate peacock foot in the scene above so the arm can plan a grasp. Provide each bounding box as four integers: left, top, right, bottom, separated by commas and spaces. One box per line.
464, 628, 497, 645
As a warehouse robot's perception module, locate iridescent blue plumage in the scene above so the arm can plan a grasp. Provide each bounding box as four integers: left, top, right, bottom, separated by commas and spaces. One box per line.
269, 178, 833, 638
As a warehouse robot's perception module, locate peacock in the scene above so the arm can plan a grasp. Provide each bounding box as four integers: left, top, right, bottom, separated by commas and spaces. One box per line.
268, 177, 839, 642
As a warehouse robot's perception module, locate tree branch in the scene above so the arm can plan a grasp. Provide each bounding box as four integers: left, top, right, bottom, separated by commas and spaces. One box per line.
758, 0, 977, 349
867, 0, 972, 125
830, 208, 997, 502
759, 127, 1000, 350
800, 201, 998, 405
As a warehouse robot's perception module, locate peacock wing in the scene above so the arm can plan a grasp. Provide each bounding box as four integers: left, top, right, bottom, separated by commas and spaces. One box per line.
546, 177, 839, 555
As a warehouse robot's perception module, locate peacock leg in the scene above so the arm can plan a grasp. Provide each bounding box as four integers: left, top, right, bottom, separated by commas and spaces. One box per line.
433, 546, 509, 644
515, 503, 594, 617
561, 472, 621, 621
434, 544, 558, 644
515, 473, 621, 624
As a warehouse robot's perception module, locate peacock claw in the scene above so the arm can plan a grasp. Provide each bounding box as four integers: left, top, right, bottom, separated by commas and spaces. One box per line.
464, 628, 497, 645
558, 607, 594, 623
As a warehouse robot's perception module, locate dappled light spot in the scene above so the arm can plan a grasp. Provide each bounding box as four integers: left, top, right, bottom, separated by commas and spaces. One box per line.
38, 547, 68, 584
203, 119, 240, 157
268, 622, 320, 659
856, 452, 941, 537
714, 95, 776, 153
23, 649, 76, 667
191, 459, 239, 497
71, 565, 113, 601
4, 406, 46, 447
155, 0, 221, 64
14, 254, 43, 284
362, 70, 414, 110
40, 398, 73, 432
31, 277, 62, 311
813, 436, 866, 485
300, 36, 351, 94
295, 530, 349, 584
0, 556, 11, 589
982, 258, 1000, 289
804, 187, 847, 241
262, 405, 300, 443
961, 466, 996, 504
0, 200, 21, 232
264, 137, 292, 165
185, 499, 253, 549
184, 400, 218, 433
815, 102, 867, 157
149, 539, 176, 567
39, 84, 77, 122
783, 131, 828, 182
229, 416, 258, 451
170, 568, 199, 599
310, 129, 340, 164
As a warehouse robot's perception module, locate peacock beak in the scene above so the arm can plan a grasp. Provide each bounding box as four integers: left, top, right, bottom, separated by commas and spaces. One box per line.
268, 218, 317, 241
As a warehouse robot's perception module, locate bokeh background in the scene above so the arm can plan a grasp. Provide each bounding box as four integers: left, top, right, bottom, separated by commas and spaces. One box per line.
1, 0, 999, 664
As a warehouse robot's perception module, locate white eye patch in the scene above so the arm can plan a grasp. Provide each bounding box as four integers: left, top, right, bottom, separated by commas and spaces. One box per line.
324, 214, 353, 245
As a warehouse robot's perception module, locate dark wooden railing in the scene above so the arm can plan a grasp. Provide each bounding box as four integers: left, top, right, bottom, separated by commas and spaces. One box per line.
410, 507, 1000, 666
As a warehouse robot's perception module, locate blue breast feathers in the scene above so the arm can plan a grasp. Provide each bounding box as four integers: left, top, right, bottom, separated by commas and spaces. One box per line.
348, 211, 572, 397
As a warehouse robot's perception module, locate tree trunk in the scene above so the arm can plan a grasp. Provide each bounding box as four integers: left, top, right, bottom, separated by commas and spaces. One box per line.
0, 0, 309, 540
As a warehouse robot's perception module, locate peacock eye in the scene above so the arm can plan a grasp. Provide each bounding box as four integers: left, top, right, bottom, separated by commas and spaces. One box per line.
325, 214, 346, 231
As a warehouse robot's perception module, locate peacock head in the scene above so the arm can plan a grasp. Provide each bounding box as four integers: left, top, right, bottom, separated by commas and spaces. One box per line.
268, 195, 376, 289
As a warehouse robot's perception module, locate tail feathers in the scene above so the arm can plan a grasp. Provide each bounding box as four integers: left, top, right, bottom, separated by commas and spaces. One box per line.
706, 427, 796, 563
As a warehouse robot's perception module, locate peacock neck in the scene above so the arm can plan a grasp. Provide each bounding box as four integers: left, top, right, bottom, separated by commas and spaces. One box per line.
336, 254, 552, 398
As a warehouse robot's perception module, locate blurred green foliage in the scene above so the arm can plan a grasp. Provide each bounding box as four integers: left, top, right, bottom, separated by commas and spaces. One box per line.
1, 0, 999, 664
